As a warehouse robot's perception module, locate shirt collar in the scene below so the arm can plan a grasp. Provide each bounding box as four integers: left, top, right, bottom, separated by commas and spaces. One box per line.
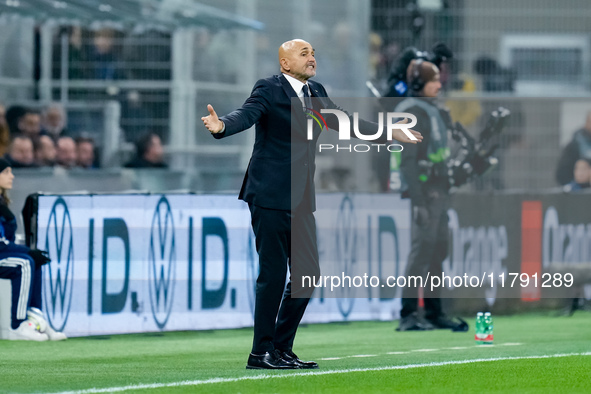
282, 73, 308, 96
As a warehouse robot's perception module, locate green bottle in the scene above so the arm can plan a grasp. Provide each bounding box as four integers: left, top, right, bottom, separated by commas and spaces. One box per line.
475, 312, 485, 344
483, 312, 494, 345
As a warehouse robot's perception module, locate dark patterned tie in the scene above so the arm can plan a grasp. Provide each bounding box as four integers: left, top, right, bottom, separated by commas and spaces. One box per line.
302, 84, 313, 110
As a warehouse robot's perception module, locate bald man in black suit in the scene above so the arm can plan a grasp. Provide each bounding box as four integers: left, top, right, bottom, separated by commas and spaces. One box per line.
202, 39, 421, 369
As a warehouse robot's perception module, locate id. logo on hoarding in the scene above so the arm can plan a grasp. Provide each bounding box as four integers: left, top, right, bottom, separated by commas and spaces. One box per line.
43, 197, 75, 332
148, 196, 176, 329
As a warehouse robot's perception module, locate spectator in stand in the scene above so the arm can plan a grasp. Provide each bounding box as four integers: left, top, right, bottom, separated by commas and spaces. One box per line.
124, 132, 168, 168
52, 26, 86, 80
120, 90, 150, 143
41, 103, 68, 141
55, 136, 77, 169
0, 102, 10, 157
17, 109, 42, 141
89, 28, 123, 80
5, 105, 26, 135
556, 110, 591, 185
75, 135, 96, 169
34, 135, 56, 167
563, 159, 591, 192
5, 135, 36, 168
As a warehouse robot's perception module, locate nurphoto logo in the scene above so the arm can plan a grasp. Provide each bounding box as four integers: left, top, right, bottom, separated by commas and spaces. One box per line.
306, 108, 417, 153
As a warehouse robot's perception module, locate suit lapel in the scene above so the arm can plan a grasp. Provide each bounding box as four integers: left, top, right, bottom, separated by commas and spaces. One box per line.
308, 81, 323, 99
307, 80, 329, 112
279, 75, 307, 131
279, 74, 298, 99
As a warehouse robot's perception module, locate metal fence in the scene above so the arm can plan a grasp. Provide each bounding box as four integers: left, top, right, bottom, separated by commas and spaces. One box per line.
368, 0, 591, 192
370, 0, 591, 96
0, 1, 590, 192
3, 0, 371, 173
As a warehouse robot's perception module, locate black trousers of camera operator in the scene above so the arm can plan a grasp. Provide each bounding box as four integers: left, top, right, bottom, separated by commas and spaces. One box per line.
401, 187, 450, 320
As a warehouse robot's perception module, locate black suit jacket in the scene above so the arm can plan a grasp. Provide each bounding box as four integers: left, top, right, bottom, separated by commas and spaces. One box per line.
214, 74, 380, 211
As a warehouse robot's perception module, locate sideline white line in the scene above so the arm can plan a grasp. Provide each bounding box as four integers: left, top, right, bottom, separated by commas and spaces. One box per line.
320, 354, 377, 360
50, 352, 591, 394
320, 342, 523, 361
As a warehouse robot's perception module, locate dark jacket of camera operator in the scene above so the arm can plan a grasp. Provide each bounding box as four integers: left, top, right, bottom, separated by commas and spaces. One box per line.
397, 60, 450, 207
555, 112, 591, 186
394, 60, 460, 332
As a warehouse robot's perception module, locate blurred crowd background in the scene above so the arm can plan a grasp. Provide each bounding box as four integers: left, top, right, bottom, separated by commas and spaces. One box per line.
0, 0, 590, 205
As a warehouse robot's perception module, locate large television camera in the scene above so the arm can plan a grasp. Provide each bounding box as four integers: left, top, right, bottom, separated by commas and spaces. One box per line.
446, 107, 511, 188
372, 43, 510, 190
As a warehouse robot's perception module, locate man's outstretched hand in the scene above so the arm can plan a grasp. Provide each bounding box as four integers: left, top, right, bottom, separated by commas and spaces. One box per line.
391, 118, 423, 144
392, 128, 423, 143
201, 104, 224, 134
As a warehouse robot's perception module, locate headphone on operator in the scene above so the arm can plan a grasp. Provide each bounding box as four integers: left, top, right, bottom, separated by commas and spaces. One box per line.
408, 58, 426, 94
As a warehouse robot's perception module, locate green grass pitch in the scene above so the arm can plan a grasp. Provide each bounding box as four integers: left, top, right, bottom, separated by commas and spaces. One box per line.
1, 313, 590, 393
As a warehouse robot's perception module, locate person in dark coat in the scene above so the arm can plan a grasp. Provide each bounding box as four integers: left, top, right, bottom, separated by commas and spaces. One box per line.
202, 39, 421, 369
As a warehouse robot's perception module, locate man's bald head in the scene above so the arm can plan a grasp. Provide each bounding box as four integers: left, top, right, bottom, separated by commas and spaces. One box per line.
278, 39, 316, 83
278, 39, 309, 59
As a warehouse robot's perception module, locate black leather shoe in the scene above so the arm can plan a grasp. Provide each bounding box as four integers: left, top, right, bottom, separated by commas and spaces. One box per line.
279, 350, 319, 369
246, 350, 299, 369
396, 313, 435, 331
427, 315, 469, 332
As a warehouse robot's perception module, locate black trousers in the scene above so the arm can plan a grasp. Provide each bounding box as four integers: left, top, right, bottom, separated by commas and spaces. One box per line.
0, 252, 42, 329
248, 203, 320, 354
401, 189, 449, 320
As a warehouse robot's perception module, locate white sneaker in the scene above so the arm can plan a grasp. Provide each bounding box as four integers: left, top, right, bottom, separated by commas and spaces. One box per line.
10, 320, 49, 341
45, 325, 67, 341
27, 307, 47, 332
27, 307, 67, 341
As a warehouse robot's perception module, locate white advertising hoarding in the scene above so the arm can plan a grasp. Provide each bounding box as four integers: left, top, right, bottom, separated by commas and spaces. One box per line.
36, 193, 410, 337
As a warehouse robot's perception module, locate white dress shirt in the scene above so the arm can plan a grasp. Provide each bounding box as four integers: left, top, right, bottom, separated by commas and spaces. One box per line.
282, 73, 310, 107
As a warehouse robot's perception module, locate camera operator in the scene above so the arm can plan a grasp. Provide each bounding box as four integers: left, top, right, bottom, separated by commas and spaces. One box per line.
394, 59, 465, 332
